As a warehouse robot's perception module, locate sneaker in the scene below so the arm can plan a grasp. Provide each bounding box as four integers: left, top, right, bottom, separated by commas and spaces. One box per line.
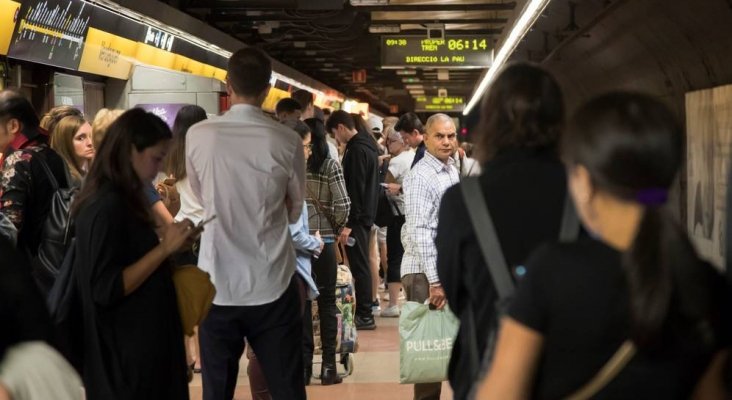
378, 281, 386, 291
380, 305, 400, 318
371, 299, 381, 315
355, 315, 376, 330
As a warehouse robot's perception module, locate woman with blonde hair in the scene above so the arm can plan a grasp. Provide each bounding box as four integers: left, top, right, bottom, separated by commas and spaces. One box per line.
49, 115, 94, 184
92, 108, 124, 150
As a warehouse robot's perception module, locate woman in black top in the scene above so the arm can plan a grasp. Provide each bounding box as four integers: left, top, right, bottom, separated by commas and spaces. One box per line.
72, 109, 198, 399
478, 93, 732, 399
436, 63, 567, 400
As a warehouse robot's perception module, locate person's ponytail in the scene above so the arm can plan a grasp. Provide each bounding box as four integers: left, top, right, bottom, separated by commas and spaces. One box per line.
625, 204, 714, 348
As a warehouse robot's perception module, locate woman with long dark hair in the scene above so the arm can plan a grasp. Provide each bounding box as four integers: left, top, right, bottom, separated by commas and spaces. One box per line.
72, 108, 197, 399
166, 105, 207, 226
436, 62, 568, 399
303, 116, 351, 385
477, 92, 731, 399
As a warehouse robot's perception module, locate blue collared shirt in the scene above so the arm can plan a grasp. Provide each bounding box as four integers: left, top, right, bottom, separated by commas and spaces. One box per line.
290, 202, 320, 300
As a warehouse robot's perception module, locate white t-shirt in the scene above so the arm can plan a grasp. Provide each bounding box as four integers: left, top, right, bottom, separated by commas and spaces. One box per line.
174, 176, 204, 225
387, 149, 415, 214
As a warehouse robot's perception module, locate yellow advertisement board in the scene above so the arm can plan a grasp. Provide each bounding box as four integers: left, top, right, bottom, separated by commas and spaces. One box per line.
0, 0, 20, 55
262, 87, 291, 113
78, 27, 137, 79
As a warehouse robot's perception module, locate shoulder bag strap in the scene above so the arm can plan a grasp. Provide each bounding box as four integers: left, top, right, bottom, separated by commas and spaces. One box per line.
565, 341, 637, 400
460, 177, 514, 300
559, 194, 580, 242
305, 183, 339, 232
31, 150, 60, 191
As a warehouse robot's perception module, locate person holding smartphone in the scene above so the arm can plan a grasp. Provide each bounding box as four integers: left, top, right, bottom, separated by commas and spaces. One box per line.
71, 109, 197, 399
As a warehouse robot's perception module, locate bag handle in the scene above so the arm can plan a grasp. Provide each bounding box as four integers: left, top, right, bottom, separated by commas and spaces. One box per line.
565, 341, 636, 400
559, 193, 580, 242
460, 177, 514, 300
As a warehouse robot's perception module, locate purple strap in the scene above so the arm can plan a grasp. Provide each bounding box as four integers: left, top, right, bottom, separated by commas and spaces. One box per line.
636, 188, 668, 206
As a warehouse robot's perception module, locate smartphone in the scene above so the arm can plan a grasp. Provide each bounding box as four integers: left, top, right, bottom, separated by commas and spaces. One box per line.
197, 215, 217, 229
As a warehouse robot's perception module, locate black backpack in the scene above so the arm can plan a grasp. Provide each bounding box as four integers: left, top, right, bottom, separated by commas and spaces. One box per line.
374, 157, 401, 228
31, 153, 78, 295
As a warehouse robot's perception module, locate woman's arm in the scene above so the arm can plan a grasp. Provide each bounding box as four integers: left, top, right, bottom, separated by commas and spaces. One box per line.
476, 317, 544, 400
691, 350, 729, 400
121, 221, 195, 295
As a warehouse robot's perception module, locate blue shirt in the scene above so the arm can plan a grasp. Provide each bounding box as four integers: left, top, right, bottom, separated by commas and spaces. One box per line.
290, 202, 320, 300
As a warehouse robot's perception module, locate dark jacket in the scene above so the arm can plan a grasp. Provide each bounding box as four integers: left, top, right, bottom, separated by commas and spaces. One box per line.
0, 236, 53, 360
411, 141, 426, 169
342, 132, 380, 228
436, 147, 568, 399
1, 144, 68, 257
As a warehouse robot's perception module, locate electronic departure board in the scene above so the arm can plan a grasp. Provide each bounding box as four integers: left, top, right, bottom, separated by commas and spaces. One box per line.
414, 96, 465, 113
8, 0, 92, 70
3, 0, 229, 81
381, 36, 493, 68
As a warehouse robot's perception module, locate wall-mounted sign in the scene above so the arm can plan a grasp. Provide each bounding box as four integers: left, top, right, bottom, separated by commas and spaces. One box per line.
5, 0, 227, 81
382, 36, 493, 68
414, 96, 464, 113
0, 0, 21, 55
135, 103, 188, 128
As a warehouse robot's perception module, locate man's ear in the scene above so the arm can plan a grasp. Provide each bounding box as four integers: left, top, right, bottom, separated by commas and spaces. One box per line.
7, 118, 21, 135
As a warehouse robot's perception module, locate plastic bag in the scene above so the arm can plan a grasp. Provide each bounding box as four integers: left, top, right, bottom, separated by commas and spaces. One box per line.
399, 301, 459, 384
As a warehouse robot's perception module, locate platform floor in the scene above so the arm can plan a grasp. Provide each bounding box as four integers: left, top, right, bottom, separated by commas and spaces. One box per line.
188, 290, 453, 400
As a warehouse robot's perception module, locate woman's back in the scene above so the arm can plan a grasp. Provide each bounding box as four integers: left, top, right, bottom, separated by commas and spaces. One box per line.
437, 147, 567, 399
510, 238, 731, 399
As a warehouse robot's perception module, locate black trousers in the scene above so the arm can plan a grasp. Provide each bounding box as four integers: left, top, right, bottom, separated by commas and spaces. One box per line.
345, 224, 373, 319
303, 242, 339, 366
199, 277, 305, 400
386, 215, 406, 283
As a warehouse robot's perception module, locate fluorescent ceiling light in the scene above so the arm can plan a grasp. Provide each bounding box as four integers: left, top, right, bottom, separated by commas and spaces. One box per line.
463, 0, 552, 115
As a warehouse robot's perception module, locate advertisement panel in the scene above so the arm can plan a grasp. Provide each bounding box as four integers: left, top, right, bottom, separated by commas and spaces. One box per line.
0, 0, 21, 55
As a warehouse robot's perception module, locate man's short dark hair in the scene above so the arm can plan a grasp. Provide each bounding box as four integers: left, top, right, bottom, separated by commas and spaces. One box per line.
325, 110, 355, 133
0, 91, 40, 133
227, 47, 272, 98
291, 89, 313, 109
394, 112, 424, 134
275, 98, 302, 115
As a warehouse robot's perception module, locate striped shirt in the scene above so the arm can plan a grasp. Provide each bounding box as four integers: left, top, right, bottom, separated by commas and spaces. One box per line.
306, 158, 351, 241
401, 151, 460, 283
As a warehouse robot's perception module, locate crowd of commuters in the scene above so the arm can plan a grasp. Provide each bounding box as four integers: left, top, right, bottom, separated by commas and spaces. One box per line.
0, 43, 730, 400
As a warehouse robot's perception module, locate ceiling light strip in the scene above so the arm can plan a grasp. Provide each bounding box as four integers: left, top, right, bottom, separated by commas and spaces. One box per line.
463, 0, 552, 116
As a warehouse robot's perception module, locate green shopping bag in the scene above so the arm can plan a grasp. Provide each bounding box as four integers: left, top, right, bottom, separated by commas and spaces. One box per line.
399, 301, 460, 384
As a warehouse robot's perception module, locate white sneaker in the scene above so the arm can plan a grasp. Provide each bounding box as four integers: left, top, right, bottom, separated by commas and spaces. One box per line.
380, 305, 400, 318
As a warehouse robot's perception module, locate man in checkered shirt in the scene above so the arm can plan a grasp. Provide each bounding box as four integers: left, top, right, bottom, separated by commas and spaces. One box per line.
400, 113, 459, 400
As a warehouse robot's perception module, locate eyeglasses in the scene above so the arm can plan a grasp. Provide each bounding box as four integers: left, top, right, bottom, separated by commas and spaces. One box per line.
304, 143, 313, 150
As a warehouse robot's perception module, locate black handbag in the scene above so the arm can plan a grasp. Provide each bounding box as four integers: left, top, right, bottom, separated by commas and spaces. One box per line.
374, 158, 400, 228
460, 176, 580, 399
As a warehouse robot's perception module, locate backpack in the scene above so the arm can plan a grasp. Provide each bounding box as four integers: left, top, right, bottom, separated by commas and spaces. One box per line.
31, 153, 77, 295
374, 158, 400, 228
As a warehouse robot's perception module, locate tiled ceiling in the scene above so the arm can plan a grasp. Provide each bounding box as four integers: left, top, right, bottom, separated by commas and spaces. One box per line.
164, 0, 518, 114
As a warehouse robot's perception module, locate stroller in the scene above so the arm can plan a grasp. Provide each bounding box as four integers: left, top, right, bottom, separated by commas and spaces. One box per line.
312, 264, 358, 377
